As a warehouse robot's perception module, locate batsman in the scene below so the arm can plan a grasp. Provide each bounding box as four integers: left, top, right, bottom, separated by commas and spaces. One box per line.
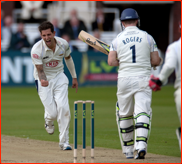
107, 8, 162, 159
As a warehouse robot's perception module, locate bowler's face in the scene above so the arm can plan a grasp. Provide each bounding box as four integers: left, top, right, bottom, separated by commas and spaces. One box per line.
41, 28, 55, 48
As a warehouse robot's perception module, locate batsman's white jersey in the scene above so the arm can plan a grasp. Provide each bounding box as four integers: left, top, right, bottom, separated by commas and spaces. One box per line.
31, 36, 72, 147
110, 26, 158, 78
110, 26, 158, 154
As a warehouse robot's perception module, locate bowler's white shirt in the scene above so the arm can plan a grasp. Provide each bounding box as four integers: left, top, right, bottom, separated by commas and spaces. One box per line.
110, 26, 158, 77
31, 36, 71, 81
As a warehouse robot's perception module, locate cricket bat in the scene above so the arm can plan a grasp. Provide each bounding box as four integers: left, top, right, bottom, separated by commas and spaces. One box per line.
78, 30, 110, 55
78, 30, 157, 70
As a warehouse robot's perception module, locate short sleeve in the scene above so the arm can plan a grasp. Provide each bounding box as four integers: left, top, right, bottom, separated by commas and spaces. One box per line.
64, 43, 71, 57
110, 38, 117, 51
31, 49, 42, 65
146, 33, 158, 52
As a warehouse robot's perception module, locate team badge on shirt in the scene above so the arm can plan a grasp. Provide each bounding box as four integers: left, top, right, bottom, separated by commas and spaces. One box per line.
46, 60, 59, 67
32, 54, 39, 59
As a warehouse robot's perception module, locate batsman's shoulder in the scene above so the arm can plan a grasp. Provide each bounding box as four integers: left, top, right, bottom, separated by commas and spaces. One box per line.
117, 31, 124, 38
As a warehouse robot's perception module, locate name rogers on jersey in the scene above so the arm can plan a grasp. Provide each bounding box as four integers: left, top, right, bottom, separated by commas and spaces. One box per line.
46, 60, 59, 67
122, 37, 142, 45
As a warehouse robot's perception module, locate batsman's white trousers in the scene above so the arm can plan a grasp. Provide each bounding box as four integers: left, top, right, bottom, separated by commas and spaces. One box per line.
37, 72, 71, 146
174, 87, 181, 124
117, 76, 152, 152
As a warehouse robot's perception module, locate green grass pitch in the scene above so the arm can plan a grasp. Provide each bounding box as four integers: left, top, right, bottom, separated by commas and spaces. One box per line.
1, 85, 180, 157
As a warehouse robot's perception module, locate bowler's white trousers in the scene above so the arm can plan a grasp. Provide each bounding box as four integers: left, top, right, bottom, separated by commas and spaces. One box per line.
36, 72, 71, 146
117, 76, 152, 153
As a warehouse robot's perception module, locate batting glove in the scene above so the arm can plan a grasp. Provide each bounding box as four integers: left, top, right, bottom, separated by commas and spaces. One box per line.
149, 75, 162, 91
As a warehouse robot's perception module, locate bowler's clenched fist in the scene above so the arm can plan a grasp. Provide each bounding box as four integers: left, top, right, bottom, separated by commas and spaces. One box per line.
41, 79, 49, 87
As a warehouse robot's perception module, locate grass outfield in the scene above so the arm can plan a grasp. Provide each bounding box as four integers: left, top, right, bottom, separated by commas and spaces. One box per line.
1, 85, 180, 157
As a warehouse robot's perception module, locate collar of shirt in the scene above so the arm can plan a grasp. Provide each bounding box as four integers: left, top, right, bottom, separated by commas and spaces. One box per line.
125, 26, 138, 30
42, 37, 63, 51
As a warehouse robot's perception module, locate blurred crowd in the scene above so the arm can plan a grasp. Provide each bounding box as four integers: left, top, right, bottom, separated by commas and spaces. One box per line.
1, 1, 114, 52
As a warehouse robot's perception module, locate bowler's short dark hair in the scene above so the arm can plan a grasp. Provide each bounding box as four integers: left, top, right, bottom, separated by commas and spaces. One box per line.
38, 21, 54, 33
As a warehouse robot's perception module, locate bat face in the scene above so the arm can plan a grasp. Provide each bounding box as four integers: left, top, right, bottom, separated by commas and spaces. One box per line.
78, 30, 110, 55
86, 38, 96, 46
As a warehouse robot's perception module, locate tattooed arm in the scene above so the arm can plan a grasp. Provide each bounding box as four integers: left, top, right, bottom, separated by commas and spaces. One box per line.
35, 65, 49, 87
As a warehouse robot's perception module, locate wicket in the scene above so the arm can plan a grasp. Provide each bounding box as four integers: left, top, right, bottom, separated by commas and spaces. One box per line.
74, 100, 94, 163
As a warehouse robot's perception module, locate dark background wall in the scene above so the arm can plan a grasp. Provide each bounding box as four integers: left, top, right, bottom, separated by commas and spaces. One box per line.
103, 1, 181, 53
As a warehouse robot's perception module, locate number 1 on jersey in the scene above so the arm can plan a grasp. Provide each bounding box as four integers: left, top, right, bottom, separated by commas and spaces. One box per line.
130, 45, 136, 63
